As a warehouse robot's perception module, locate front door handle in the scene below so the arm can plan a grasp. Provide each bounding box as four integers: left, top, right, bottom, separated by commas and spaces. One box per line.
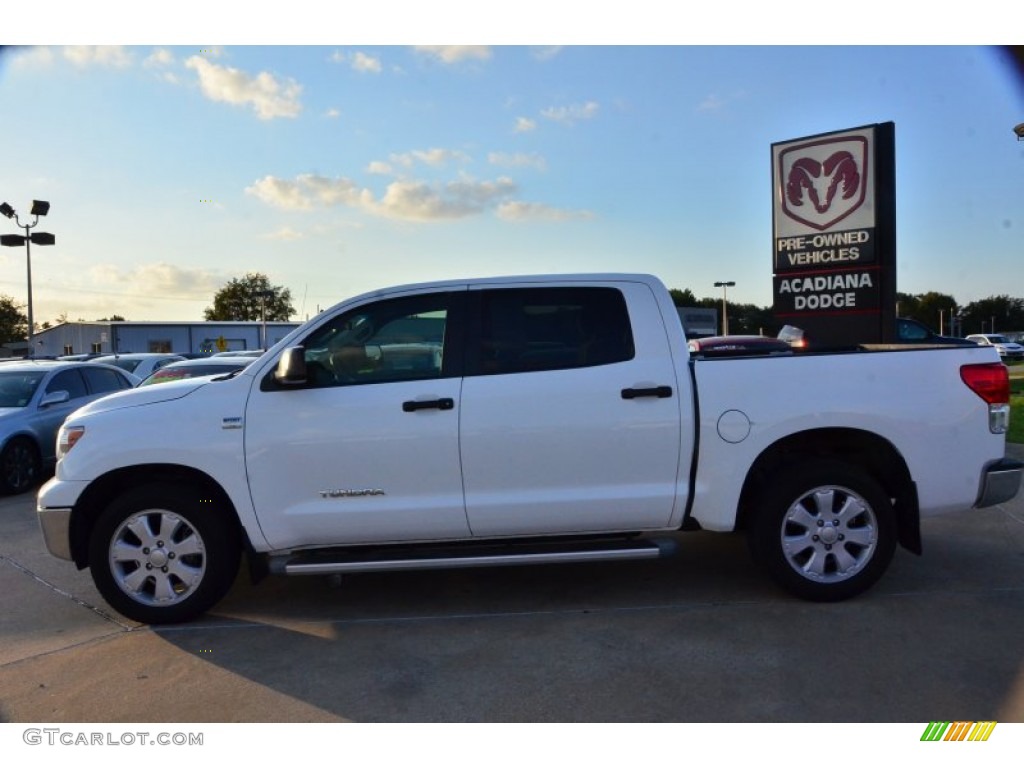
621, 386, 673, 400
402, 397, 455, 412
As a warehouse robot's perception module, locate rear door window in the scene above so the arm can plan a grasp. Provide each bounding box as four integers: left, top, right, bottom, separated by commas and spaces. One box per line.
45, 369, 88, 400
82, 366, 133, 394
470, 287, 634, 376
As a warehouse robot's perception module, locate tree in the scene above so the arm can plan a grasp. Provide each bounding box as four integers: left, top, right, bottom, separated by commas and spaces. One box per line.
913, 292, 958, 334
961, 295, 1024, 336
895, 291, 958, 332
0, 295, 28, 343
204, 273, 295, 322
668, 288, 697, 307
895, 291, 919, 320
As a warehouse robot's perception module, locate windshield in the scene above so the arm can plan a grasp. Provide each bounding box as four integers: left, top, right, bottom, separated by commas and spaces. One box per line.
140, 363, 246, 386
0, 371, 46, 407
100, 357, 142, 373
988, 335, 1010, 344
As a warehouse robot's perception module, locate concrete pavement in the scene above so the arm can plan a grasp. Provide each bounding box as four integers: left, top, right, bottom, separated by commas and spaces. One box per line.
2, 448, 1023, 722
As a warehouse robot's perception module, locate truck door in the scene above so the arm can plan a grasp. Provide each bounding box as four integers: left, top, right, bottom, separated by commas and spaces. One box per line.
459, 281, 683, 537
243, 290, 470, 550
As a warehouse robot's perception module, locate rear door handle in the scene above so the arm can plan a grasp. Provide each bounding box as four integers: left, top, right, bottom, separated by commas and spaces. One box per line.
621, 386, 673, 399
402, 398, 455, 412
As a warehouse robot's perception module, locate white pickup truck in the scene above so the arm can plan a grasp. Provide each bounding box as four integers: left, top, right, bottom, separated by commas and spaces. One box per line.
37, 274, 1023, 623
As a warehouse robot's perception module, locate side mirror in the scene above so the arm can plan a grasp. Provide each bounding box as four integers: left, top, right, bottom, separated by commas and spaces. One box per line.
39, 390, 70, 408
274, 347, 308, 386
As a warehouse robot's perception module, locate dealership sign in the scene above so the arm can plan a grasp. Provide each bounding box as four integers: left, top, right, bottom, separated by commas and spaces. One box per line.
771, 123, 896, 346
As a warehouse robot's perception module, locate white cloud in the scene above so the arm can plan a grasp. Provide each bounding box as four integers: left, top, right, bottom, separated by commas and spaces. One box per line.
697, 94, 726, 112
88, 262, 221, 298
414, 46, 492, 64
514, 116, 537, 133
144, 48, 175, 68
696, 90, 747, 112
329, 50, 383, 73
497, 201, 595, 222
301, 175, 369, 206
367, 161, 393, 175
388, 148, 471, 169
351, 52, 382, 73
530, 46, 563, 61
263, 227, 305, 241
185, 56, 302, 120
246, 173, 517, 222
11, 46, 55, 69
63, 46, 133, 68
35, 261, 227, 323
245, 174, 367, 210
326, 108, 341, 118
488, 152, 547, 171
374, 177, 517, 221
541, 101, 600, 126
246, 176, 316, 210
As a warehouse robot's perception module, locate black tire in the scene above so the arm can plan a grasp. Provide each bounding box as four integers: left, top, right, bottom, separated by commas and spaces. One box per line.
0, 437, 41, 495
88, 483, 242, 624
748, 459, 897, 601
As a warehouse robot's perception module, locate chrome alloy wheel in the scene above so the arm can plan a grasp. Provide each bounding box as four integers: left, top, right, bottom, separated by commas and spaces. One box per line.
779, 484, 879, 583
108, 509, 207, 606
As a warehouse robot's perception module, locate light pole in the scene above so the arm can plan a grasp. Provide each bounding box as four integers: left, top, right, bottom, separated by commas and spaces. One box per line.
1, 200, 54, 357
714, 281, 735, 336
257, 289, 274, 350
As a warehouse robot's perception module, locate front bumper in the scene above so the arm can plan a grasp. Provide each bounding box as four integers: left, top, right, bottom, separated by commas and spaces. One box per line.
975, 457, 1024, 508
37, 506, 74, 561
37, 476, 89, 562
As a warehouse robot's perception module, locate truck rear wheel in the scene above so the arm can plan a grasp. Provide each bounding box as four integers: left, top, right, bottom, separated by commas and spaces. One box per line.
88, 483, 241, 624
749, 459, 897, 601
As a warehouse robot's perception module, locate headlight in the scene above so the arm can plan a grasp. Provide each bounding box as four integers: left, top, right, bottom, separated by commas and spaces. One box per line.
57, 425, 85, 460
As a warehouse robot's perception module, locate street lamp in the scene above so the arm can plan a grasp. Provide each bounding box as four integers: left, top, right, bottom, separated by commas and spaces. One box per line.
714, 281, 735, 336
257, 289, 274, 350
1, 199, 55, 356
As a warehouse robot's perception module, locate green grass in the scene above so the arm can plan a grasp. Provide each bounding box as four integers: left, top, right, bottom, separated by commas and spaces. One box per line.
1010, 395, 1024, 444
1002, 363, 1024, 442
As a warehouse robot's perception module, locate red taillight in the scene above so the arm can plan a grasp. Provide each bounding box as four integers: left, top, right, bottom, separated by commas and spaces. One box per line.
960, 363, 1010, 404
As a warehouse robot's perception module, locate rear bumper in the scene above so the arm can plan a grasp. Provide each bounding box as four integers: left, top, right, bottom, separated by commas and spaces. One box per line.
975, 458, 1024, 508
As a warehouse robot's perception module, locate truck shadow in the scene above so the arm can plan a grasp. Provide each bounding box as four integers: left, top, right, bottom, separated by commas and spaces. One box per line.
150, 526, 1024, 722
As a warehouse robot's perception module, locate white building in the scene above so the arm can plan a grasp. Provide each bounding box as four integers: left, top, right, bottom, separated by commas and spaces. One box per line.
30, 320, 302, 358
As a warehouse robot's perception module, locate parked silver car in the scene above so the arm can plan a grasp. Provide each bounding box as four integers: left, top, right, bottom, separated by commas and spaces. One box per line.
965, 333, 1024, 361
0, 360, 138, 494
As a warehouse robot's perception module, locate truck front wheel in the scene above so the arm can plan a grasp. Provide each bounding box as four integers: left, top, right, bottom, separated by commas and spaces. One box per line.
749, 460, 897, 601
88, 483, 241, 624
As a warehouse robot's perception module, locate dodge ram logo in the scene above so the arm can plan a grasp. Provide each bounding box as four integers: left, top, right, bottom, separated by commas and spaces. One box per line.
779, 136, 868, 231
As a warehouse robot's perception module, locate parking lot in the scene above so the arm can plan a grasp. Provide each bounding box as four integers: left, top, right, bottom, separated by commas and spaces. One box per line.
2, 450, 1024, 724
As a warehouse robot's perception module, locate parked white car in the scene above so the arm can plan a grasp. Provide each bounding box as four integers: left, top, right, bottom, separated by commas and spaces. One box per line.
965, 334, 1024, 362
93, 353, 186, 380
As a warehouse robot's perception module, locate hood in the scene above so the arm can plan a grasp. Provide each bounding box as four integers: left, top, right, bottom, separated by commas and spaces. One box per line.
70, 377, 209, 419
0, 407, 28, 421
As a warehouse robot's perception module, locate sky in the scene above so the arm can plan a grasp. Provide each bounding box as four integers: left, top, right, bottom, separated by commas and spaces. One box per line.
1, 18, 1022, 325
